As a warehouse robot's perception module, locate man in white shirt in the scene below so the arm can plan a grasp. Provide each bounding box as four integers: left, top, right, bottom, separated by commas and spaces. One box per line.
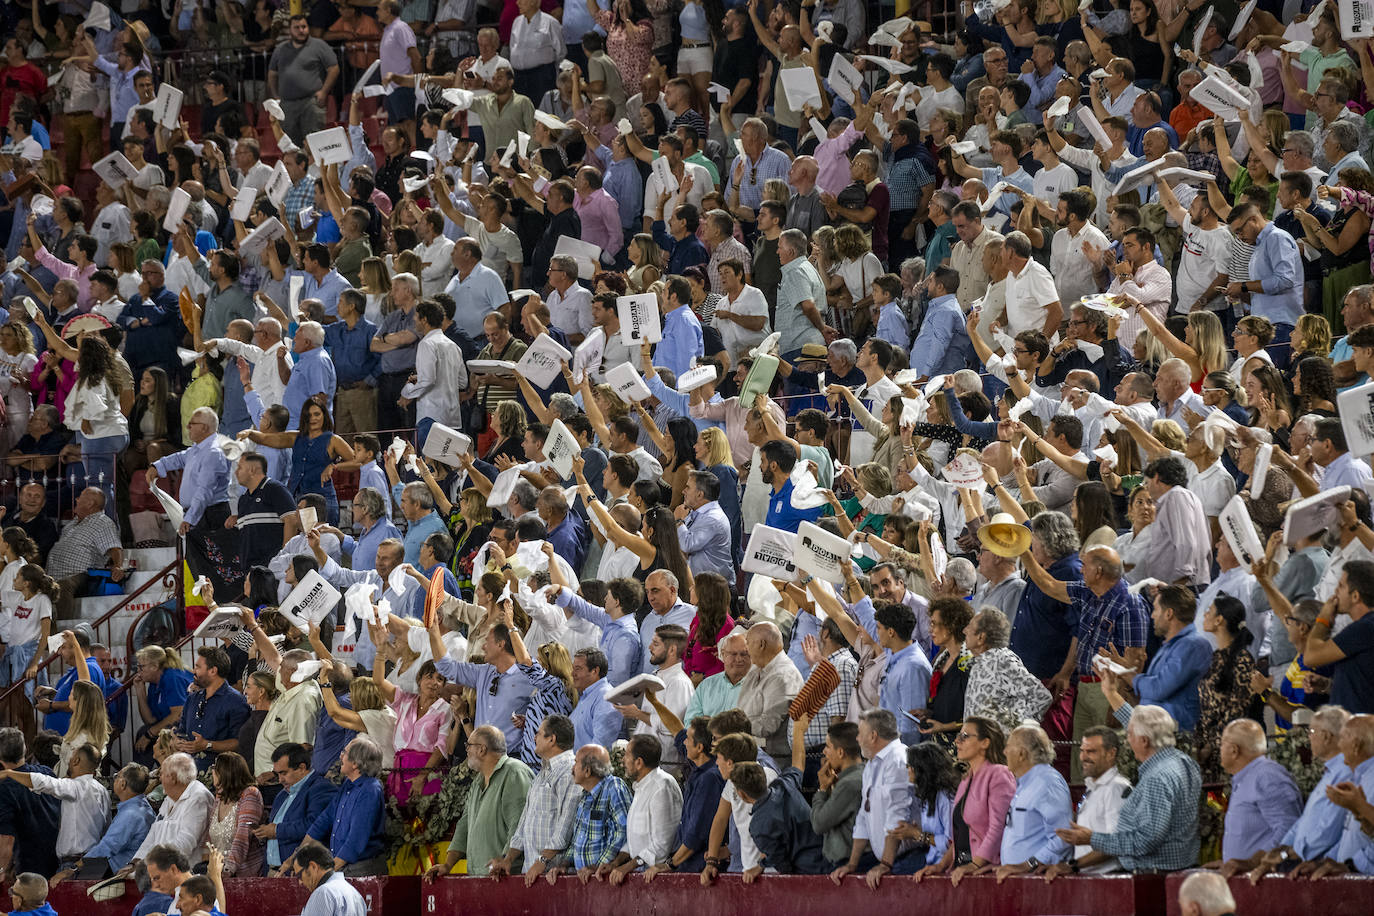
401, 300, 467, 437
735, 622, 804, 757
2, 112, 42, 163
131, 752, 215, 867
0, 742, 109, 864
91, 182, 132, 267
846, 337, 903, 466
1048, 113, 1139, 228
1311, 417, 1374, 503
545, 255, 594, 344
415, 210, 456, 296
210, 318, 291, 410
603, 734, 682, 883
1157, 178, 1231, 315
1043, 726, 1131, 876
1155, 358, 1207, 432
1050, 188, 1110, 308
616, 623, 694, 765
1032, 130, 1079, 202
508, 0, 565, 102
1002, 230, 1063, 337
828, 709, 911, 881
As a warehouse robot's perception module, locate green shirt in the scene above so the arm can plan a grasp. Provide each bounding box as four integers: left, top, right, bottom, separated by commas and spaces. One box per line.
682, 670, 743, 723
648, 149, 720, 187
450, 754, 533, 875
1300, 46, 1356, 130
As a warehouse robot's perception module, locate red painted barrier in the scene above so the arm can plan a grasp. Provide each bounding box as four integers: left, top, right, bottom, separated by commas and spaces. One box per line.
427, 872, 1164, 916
48, 876, 418, 916
1165, 870, 1374, 916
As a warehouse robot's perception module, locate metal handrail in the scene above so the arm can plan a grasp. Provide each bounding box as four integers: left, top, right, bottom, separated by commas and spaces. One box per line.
0, 543, 184, 708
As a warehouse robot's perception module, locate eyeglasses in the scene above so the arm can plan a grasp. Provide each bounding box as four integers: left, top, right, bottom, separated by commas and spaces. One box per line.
954, 731, 976, 742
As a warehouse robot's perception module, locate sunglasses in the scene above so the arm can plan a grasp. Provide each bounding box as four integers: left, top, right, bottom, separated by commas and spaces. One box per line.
489, 673, 501, 696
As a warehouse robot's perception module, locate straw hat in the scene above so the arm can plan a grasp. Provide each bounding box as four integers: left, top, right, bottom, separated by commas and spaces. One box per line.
978, 513, 1032, 558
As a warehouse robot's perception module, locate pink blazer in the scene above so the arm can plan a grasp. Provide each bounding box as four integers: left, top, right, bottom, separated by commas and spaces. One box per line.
952, 762, 1017, 864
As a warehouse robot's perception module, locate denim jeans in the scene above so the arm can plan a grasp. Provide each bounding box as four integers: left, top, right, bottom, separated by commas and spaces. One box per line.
78, 431, 129, 522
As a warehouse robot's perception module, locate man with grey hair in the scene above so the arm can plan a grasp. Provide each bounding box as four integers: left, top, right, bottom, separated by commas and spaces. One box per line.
546, 254, 593, 344
1177, 871, 1236, 916
284, 735, 388, 875
1021, 543, 1149, 776
829, 709, 912, 883
281, 320, 337, 428
965, 607, 1053, 735
395, 480, 447, 566
924, 190, 959, 268
425, 726, 533, 880
1216, 718, 1302, 863
776, 227, 832, 371
785, 156, 828, 237
638, 571, 697, 673
373, 270, 421, 434
147, 407, 231, 533
1220, 705, 1352, 880
705, 209, 751, 295
1322, 118, 1368, 176
544, 743, 632, 883
491, 714, 581, 881
538, 484, 589, 572
132, 752, 215, 867
246, 639, 324, 779
207, 316, 290, 411
1055, 704, 1201, 872
1009, 510, 1082, 739
508, 479, 541, 521
736, 622, 804, 757
995, 724, 1072, 881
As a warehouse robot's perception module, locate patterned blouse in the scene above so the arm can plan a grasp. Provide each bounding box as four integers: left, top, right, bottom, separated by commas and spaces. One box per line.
1195, 647, 1259, 782
513, 662, 573, 767
963, 647, 1053, 737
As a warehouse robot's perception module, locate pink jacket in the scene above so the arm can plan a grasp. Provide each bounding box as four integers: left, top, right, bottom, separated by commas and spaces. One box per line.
953, 762, 1017, 864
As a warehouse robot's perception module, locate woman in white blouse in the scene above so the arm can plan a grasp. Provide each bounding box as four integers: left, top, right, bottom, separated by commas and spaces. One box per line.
43, 327, 129, 521
0, 323, 37, 448
1115, 486, 1156, 582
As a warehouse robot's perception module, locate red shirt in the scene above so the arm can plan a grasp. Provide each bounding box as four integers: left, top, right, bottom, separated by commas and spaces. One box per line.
0, 62, 48, 127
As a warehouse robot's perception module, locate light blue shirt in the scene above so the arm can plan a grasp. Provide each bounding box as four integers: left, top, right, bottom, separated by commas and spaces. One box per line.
657, 305, 704, 379
556, 588, 642, 687
874, 302, 909, 351
677, 500, 733, 579
569, 677, 620, 749
1223, 755, 1304, 861
788, 612, 821, 680
445, 263, 510, 338
1338, 755, 1374, 872
594, 146, 644, 231
153, 435, 230, 525
301, 871, 366, 916
724, 146, 792, 210
84, 794, 156, 870
1001, 763, 1074, 866
980, 165, 1034, 218
284, 347, 337, 427
1248, 221, 1304, 328
433, 657, 535, 749
93, 57, 139, 123
561, 0, 608, 43
298, 268, 352, 318
1131, 621, 1213, 731
267, 772, 310, 866
1282, 752, 1351, 860
776, 258, 828, 355
638, 600, 698, 674
912, 790, 955, 865
358, 461, 393, 520
909, 293, 972, 377
1019, 65, 1067, 125
390, 496, 448, 565
341, 517, 402, 571
852, 596, 932, 744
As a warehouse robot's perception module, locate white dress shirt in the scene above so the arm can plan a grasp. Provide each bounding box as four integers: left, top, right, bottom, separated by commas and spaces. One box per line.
509, 11, 565, 70
416, 236, 456, 297
634, 661, 694, 763
216, 338, 291, 410
1050, 224, 1109, 308
1074, 766, 1131, 872
28, 771, 111, 858
134, 778, 216, 866
547, 284, 594, 341
1188, 459, 1236, 518
1003, 257, 1060, 335
410, 328, 468, 428
852, 738, 911, 849
622, 766, 683, 865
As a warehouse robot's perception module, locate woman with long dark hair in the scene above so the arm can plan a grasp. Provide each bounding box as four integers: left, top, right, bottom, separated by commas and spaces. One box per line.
208, 751, 265, 878
46, 327, 128, 520
246, 396, 355, 525
123, 366, 181, 475
634, 405, 699, 508
1073, 481, 1119, 550
914, 716, 1015, 883
1293, 356, 1338, 417
683, 572, 734, 684
1196, 595, 1258, 781
900, 743, 962, 871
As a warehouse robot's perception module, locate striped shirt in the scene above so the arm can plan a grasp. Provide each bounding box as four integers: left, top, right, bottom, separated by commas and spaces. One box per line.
508, 749, 582, 867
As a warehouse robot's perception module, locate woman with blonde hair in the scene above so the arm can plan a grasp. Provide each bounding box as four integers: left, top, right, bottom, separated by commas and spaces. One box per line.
590, 382, 630, 420
483, 400, 528, 465
1292, 313, 1332, 361
627, 233, 663, 293
317, 671, 399, 767
0, 321, 37, 448
235, 669, 278, 767
1133, 307, 1228, 389
1151, 419, 1186, 453
695, 427, 742, 563
358, 256, 392, 324
417, 452, 495, 593
504, 601, 574, 766
833, 224, 883, 337
133, 644, 194, 761
56, 630, 110, 776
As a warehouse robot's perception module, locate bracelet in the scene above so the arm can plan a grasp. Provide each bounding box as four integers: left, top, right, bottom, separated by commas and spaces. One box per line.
1316, 616, 1334, 628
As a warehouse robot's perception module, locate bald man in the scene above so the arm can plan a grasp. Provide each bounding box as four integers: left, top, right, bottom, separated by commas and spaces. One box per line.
544, 744, 632, 884
736, 623, 803, 757
1177, 871, 1235, 916
786, 156, 828, 237
1020, 543, 1148, 779
1217, 718, 1303, 863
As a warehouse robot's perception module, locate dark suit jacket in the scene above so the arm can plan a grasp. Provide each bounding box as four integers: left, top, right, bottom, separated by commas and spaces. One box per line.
269, 770, 339, 864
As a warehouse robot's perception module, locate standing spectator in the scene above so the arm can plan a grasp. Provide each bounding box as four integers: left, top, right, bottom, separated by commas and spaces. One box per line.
603, 734, 682, 884
426, 726, 533, 879
371, 273, 421, 434
283, 736, 388, 875
1304, 560, 1374, 713
508, 0, 565, 104
176, 647, 252, 771
0, 728, 59, 879
913, 716, 1015, 881
267, 15, 340, 145
377, 1, 423, 139
1227, 202, 1304, 351
829, 709, 912, 882
1103, 585, 1213, 731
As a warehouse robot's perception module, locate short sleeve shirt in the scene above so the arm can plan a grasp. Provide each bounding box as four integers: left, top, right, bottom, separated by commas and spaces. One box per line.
1332, 613, 1374, 713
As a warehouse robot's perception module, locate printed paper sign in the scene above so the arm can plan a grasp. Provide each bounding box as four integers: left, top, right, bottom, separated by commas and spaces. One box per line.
572, 327, 605, 383
307, 127, 353, 166
742, 525, 800, 580
1339, 379, 1374, 457
278, 570, 343, 630
606, 363, 652, 402
1191, 76, 1249, 119
423, 422, 473, 466
153, 83, 184, 129
650, 154, 679, 196
264, 160, 293, 207
230, 184, 256, 222
795, 521, 852, 585
779, 66, 823, 111
543, 419, 579, 480
516, 333, 573, 389
1220, 495, 1265, 567
162, 187, 191, 232
92, 152, 138, 188
617, 293, 662, 346
828, 54, 863, 105
677, 365, 716, 394
239, 217, 286, 258
942, 453, 985, 487
195, 607, 245, 641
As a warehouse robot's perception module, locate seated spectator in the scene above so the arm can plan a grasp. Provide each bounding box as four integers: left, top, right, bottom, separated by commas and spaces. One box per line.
207, 751, 266, 878
6, 406, 67, 487
293, 842, 368, 916
915, 716, 1016, 884
132, 646, 194, 764
56, 763, 155, 881
992, 725, 1073, 879
131, 751, 215, 869
132, 845, 191, 916
569, 648, 621, 751
1055, 705, 1202, 871
1044, 727, 1133, 877
1101, 585, 1214, 732
288, 736, 389, 876
426, 726, 533, 880
258, 744, 340, 876
175, 647, 252, 771
6, 873, 55, 916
